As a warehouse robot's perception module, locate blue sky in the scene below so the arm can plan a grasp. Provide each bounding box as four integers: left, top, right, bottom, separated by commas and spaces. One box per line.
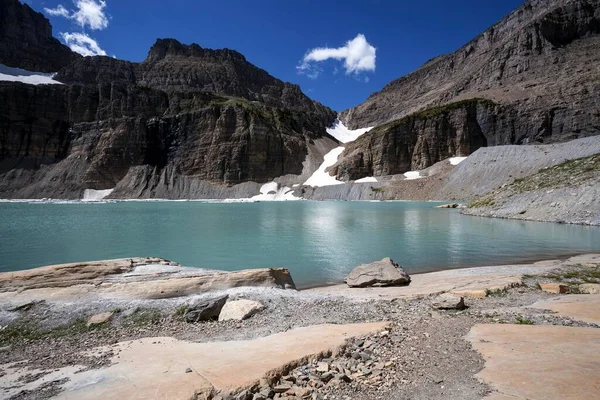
34, 0, 524, 112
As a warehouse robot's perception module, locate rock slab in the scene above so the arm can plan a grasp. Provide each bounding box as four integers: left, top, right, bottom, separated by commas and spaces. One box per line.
345, 258, 411, 288
86, 312, 114, 327
24, 322, 390, 399
219, 300, 265, 321
539, 283, 570, 294
467, 324, 600, 400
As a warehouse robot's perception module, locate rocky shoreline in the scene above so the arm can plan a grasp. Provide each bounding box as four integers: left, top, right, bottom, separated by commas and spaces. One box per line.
1, 255, 599, 399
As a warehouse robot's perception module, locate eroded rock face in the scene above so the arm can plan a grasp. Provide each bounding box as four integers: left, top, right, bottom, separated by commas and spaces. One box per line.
332, 100, 495, 180
0, 0, 79, 72
345, 258, 411, 288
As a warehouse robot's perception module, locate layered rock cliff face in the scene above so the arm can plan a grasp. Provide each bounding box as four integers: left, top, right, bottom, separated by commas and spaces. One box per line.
336, 0, 600, 179
0, 2, 336, 199
0, 0, 79, 72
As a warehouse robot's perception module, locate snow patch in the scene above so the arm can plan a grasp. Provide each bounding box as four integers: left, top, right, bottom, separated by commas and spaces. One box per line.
250, 182, 300, 201
0, 64, 63, 85
404, 171, 423, 180
326, 120, 374, 144
303, 147, 345, 187
450, 156, 468, 166
355, 177, 378, 183
82, 188, 114, 201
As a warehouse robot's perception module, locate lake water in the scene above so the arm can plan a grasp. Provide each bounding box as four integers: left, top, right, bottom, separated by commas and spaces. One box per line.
1, 201, 599, 287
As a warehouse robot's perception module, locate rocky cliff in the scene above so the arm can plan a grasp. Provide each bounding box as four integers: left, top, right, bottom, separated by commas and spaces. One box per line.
335, 0, 600, 180
0, 1, 337, 199
0, 0, 79, 72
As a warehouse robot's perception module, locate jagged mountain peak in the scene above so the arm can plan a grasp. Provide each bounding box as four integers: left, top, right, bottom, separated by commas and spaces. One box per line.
144, 38, 247, 64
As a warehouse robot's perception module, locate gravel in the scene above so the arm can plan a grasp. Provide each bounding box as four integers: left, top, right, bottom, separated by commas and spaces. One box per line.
2, 265, 599, 400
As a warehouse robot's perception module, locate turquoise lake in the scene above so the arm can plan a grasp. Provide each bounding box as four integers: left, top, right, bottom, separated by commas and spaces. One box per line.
1, 201, 599, 287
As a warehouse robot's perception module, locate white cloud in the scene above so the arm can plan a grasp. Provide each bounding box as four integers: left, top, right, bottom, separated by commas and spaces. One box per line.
298, 34, 376, 79
72, 0, 108, 30
44, 5, 70, 18
44, 0, 109, 30
61, 32, 107, 56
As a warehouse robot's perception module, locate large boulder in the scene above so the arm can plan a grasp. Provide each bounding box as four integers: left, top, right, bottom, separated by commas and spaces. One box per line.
219, 299, 265, 321
184, 295, 229, 322
345, 258, 411, 288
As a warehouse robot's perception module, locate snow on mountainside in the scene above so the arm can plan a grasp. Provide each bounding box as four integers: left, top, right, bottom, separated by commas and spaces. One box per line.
0, 64, 62, 85
326, 120, 373, 144
304, 120, 375, 188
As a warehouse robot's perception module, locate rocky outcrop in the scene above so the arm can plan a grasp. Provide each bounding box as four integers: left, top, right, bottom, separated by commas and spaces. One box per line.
0, 24, 337, 199
0, 258, 298, 301
331, 100, 496, 180
0, 0, 78, 72
345, 258, 411, 288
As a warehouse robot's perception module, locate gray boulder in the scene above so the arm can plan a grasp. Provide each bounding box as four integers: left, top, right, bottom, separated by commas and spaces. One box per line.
345, 258, 411, 288
184, 295, 229, 322
431, 293, 466, 310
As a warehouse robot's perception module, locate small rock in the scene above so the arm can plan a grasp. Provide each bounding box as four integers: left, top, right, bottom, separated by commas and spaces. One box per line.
316, 362, 329, 373
539, 283, 570, 294
431, 293, 466, 310
184, 295, 229, 322
86, 312, 114, 327
185, 368, 192, 373
579, 283, 600, 294
219, 299, 265, 321
273, 384, 292, 393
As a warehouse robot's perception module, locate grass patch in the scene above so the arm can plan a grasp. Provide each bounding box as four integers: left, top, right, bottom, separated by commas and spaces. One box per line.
0, 318, 106, 346
485, 288, 508, 297
508, 154, 600, 194
174, 305, 188, 318
515, 316, 535, 325
125, 308, 162, 326
541, 265, 600, 284
371, 98, 498, 134
469, 197, 495, 208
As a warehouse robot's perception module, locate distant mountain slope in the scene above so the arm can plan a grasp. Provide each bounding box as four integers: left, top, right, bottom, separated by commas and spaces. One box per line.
333, 0, 600, 180
342, 0, 600, 137
0, 2, 337, 199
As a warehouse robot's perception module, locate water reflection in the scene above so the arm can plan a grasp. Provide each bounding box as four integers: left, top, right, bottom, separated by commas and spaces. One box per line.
0, 201, 599, 287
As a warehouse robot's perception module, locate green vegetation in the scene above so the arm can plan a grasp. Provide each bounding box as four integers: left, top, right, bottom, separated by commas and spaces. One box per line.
469, 197, 496, 208
485, 288, 508, 297
372, 98, 498, 134
515, 316, 535, 325
542, 264, 600, 284
0, 318, 106, 346
174, 305, 188, 318
509, 154, 600, 194
124, 308, 162, 326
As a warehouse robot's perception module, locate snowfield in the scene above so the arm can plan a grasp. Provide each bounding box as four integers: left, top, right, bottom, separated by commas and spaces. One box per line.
303, 147, 345, 187
326, 120, 374, 144
0, 64, 63, 85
